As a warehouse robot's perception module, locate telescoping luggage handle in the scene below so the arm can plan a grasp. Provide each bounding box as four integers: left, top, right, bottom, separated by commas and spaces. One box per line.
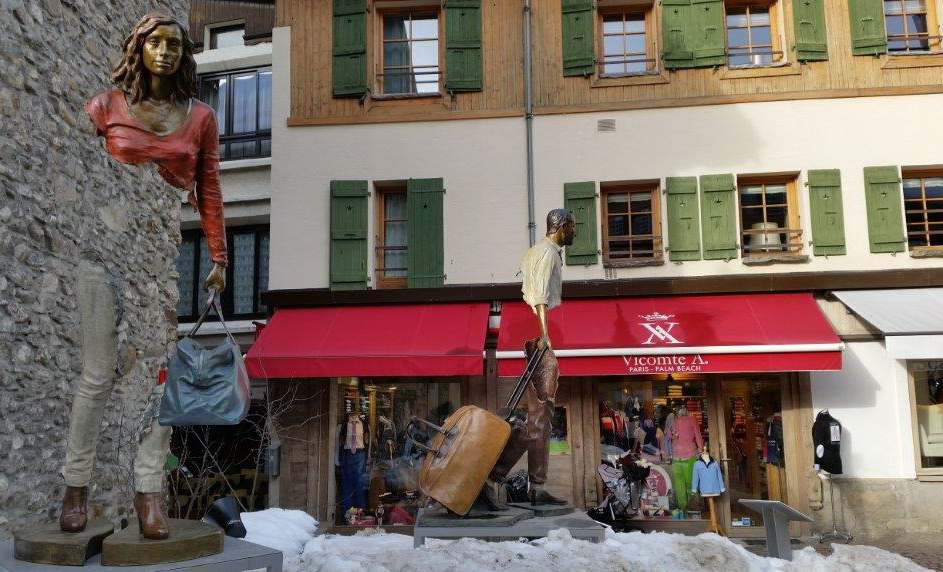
405, 345, 547, 458
502, 345, 547, 421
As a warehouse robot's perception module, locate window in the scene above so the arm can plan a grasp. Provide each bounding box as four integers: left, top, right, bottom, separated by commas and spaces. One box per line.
902, 169, 943, 250
209, 25, 245, 49
725, 2, 782, 67
598, 6, 656, 76
601, 181, 662, 263
737, 174, 802, 256
885, 0, 939, 53
198, 67, 272, 160
376, 184, 408, 288
910, 361, 943, 472
176, 226, 269, 321
377, 9, 441, 95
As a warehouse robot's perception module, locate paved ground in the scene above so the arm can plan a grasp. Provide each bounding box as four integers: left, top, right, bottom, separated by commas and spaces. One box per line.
737, 534, 943, 570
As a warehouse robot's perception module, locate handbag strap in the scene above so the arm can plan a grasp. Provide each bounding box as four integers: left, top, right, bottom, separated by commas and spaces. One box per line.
185, 289, 239, 347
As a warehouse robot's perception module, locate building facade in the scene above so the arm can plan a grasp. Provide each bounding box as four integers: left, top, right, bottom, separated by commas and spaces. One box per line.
250, 0, 943, 540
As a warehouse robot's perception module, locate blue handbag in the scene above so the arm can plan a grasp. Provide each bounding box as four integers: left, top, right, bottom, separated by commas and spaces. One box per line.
159, 291, 250, 426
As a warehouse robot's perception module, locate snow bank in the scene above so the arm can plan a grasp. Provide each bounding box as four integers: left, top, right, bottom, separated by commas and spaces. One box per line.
241, 508, 319, 555
242, 509, 929, 572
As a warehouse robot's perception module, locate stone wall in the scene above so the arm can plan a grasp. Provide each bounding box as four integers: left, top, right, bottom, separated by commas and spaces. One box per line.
810, 477, 943, 541
0, 0, 188, 537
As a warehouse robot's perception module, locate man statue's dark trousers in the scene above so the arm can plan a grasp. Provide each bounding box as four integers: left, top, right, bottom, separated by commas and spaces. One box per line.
479, 338, 567, 510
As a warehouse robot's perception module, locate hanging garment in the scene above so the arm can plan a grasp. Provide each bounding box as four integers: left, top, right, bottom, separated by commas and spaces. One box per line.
339, 449, 367, 514
672, 414, 703, 459
812, 410, 843, 474
670, 455, 697, 511
765, 414, 785, 467
662, 412, 676, 459
346, 417, 365, 451
691, 457, 726, 495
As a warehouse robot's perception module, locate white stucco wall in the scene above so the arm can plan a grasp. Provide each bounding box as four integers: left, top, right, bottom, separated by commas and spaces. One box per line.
810, 341, 916, 479
270, 25, 943, 290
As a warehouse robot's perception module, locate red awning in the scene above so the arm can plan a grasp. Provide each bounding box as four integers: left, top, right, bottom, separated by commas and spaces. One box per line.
496, 293, 842, 376
246, 303, 489, 378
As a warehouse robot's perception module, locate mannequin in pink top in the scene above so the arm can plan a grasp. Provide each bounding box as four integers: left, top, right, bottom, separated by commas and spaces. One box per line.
670, 406, 703, 511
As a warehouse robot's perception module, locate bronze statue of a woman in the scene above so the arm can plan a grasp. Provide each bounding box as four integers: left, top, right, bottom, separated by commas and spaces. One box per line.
60, 13, 227, 540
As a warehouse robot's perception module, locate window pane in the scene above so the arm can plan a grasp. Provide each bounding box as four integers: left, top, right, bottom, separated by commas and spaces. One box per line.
385, 193, 407, 220
766, 206, 787, 226
211, 26, 244, 49
609, 240, 630, 258
631, 238, 654, 255
603, 15, 623, 35
384, 15, 408, 40
258, 70, 272, 131
903, 179, 923, 199
261, 139, 271, 157
630, 192, 652, 212
728, 53, 751, 66
626, 14, 645, 34
728, 27, 749, 48
905, 210, 927, 226
229, 141, 256, 159
410, 15, 438, 40
627, 34, 646, 56
907, 14, 929, 34
232, 233, 256, 315
885, 0, 904, 15
630, 214, 652, 235
886, 15, 905, 36
232, 72, 258, 134
607, 193, 629, 214
202, 77, 228, 135
176, 238, 196, 317
749, 8, 770, 26
609, 215, 628, 237
603, 56, 623, 75
411, 40, 439, 68
604, 35, 624, 57
905, 0, 927, 12
751, 26, 772, 48
258, 232, 269, 312
925, 178, 943, 198
727, 9, 748, 28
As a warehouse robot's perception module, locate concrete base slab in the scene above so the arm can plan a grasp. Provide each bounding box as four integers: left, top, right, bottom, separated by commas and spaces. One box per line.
0, 536, 282, 572
13, 520, 115, 566
413, 509, 605, 547
101, 520, 223, 567
506, 503, 575, 518
417, 506, 533, 528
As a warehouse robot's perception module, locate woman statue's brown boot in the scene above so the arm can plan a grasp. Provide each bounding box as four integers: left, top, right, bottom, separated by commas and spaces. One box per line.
133, 492, 170, 540
59, 486, 88, 532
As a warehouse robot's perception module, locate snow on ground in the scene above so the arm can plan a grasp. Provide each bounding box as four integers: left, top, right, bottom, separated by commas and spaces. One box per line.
241, 509, 931, 572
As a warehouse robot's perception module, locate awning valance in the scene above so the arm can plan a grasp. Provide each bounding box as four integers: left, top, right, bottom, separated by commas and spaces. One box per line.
496, 293, 842, 376
833, 288, 943, 359
245, 303, 490, 378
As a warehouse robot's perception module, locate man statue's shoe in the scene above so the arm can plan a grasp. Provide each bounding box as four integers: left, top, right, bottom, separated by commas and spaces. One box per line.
60, 485, 88, 532
133, 492, 170, 540
529, 485, 567, 505
476, 482, 509, 512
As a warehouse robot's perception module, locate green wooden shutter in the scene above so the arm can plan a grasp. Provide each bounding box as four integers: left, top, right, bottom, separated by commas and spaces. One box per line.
793, 0, 829, 61
330, 180, 368, 290
807, 169, 846, 255
445, 0, 483, 92
691, 0, 726, 67
564, 181, 599, 265
665, 177, 702, 261
849, 0, 887, 55
562, 0, 595, 77
699, 174, 738, 260
406, 178, 445, 288
332, 0, 369, 97
863, 166, 905, 253
662, 0, 695, 69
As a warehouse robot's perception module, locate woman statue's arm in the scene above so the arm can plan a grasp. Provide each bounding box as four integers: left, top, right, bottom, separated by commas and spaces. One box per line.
197, 112, 227, 292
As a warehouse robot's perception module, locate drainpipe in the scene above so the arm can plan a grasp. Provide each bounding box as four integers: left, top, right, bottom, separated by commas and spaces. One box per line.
524, 0, 536, 246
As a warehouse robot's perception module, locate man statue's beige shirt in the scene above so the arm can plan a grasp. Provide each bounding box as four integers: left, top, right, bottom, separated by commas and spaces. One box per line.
520, 236, 563, 313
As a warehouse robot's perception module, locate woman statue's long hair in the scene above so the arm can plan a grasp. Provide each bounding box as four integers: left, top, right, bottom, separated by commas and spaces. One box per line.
111, 12, 197, 104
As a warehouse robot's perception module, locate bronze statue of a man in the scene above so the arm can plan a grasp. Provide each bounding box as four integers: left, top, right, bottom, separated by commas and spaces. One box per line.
481, 209, 575, 508
60, 13, 227, 540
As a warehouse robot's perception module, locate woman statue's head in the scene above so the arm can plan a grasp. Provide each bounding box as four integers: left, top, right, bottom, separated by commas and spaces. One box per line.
111, 12, 196, 104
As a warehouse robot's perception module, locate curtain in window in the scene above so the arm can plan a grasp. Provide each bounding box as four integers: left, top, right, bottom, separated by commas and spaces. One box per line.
176, 239, 196, 316
232, 72, 258, 134
385, 194, 407, 276
233, 233, 256, 315
384, 16, 416, 94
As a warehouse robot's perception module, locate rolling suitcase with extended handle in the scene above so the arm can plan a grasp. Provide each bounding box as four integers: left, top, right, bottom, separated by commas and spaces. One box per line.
406, 346, 547, 515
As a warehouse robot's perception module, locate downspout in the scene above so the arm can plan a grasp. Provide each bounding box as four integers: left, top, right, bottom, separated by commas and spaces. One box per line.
524, 0, 536, 246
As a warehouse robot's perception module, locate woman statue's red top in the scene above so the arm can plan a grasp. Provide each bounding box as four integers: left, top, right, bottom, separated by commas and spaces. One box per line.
86, 87, 227, 266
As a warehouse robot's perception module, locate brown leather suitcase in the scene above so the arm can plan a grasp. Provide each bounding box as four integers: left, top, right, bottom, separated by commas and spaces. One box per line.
408, 347, 547, 515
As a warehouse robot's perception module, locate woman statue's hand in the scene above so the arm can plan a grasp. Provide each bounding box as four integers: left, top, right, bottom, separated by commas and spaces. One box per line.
203, 262, 226, 293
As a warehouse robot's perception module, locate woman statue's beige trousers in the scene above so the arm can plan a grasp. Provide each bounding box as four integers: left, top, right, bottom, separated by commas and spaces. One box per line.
61, 260, 171, 493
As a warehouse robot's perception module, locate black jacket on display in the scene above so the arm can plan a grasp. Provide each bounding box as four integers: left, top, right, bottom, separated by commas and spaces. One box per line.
812, 410, 843, 474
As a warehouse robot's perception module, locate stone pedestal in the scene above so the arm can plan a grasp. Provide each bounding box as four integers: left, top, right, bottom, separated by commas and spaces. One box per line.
100, 519, 223, 567
419, 505, 533, 528
14, 520, 115, 566
413, 508, 604, 547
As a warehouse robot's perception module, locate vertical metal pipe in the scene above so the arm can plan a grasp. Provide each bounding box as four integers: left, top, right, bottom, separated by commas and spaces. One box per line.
524, 0, 536, 246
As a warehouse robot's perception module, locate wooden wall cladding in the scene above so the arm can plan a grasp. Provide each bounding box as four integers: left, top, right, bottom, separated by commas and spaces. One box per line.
278, 0, 943, 122
190, 0, 275, 49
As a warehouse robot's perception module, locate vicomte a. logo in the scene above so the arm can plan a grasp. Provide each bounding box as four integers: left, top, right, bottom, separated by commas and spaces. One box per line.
638, 312, 683, 345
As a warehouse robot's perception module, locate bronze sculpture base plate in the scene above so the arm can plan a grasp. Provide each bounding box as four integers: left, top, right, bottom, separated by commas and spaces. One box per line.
14, 519, 115, 566
100, 519, 223, 567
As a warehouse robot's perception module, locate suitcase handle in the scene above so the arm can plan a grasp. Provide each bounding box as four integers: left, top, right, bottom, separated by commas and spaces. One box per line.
503, 345, 548, 421
406, 417, 455, 459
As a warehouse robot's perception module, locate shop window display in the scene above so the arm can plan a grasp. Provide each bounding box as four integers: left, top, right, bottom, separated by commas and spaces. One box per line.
912, 361, 943, 469
598, 378, 710, 521
335, 378, 462, 526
